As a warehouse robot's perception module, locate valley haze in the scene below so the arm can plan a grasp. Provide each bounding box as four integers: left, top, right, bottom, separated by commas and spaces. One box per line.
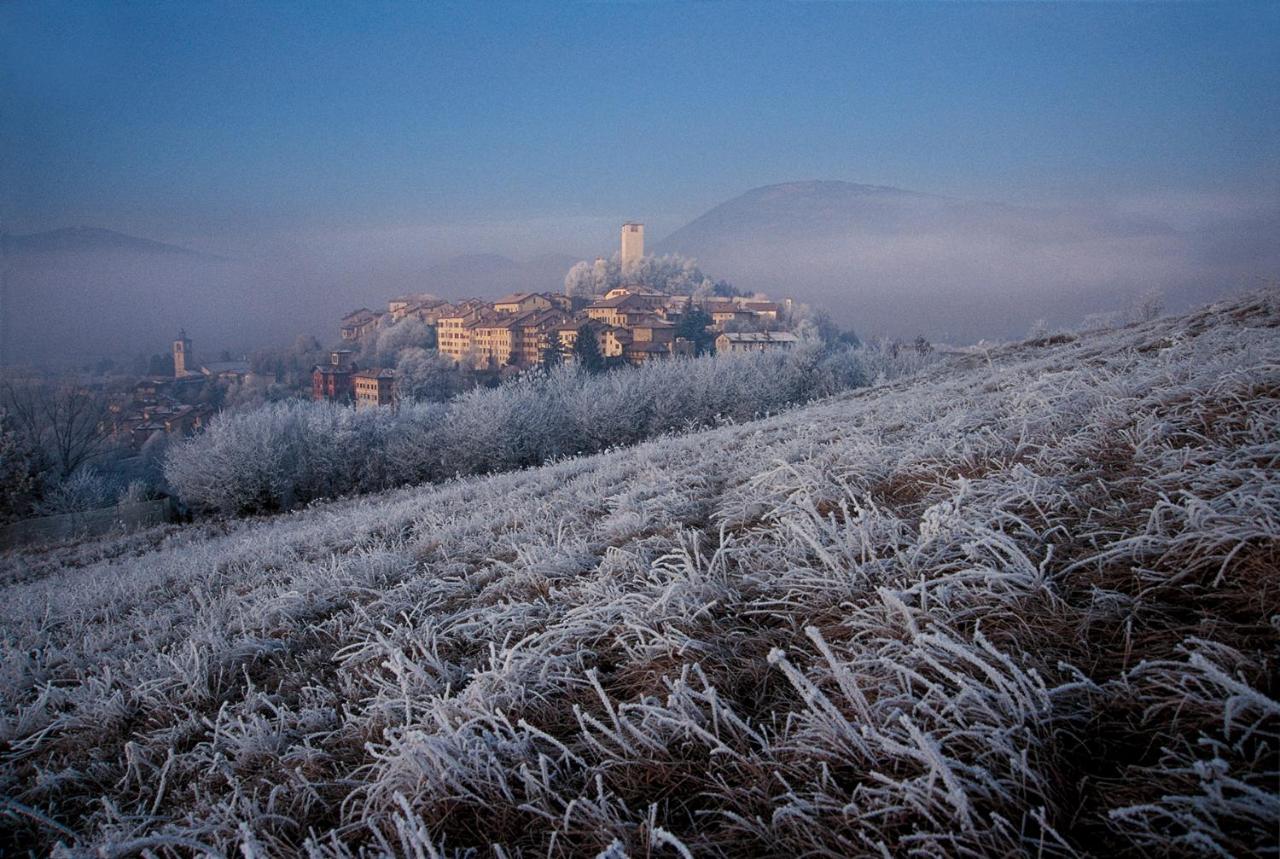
4, 180, 1277, 365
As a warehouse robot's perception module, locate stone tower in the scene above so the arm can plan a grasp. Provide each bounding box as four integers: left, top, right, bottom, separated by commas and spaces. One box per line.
173, 329, 192, 377
621, 222, 644, 269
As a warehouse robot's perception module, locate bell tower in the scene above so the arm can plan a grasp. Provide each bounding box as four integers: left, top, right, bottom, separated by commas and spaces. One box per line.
621, 222, 644, 269
173, 329, 192, 377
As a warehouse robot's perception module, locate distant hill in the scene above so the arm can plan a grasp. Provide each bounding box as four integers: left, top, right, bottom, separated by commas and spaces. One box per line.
0, 227, 295, 367
0, 227, 581, 367
3, 226, 224, 260
655, 180, 1276, 342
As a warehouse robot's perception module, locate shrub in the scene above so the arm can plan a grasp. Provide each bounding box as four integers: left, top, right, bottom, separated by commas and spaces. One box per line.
166, 344, 902, 515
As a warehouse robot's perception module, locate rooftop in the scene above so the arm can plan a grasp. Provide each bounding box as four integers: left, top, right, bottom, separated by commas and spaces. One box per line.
494, 292, 543, 305
586, 293, 655, 310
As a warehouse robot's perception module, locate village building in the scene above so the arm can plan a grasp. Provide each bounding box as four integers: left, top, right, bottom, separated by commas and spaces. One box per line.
312, 350, 358, 402
584, 293, 668, 327
704, 301, 757, 330
387, 294, 441, 320
468, 313, 522, 367
514, 310, 571, 365
556, 319, 624, 361
628, 316, 676, 346
353, 368, 396, 409
200, 361, 251, 384
738, 300, 782, 326
437, 305, 485, 362
161, 404, 212, 436
603, 286, 667, 305
412, 300, 465, 326
494, 292, 553, 314
340, 308, 383, 341
601, 326, 630, 358
133, 378, 166, 400
387, 297, 414, 318
663, 295, 693, 316
714, 331, 800, 354
622, 341, 671, 365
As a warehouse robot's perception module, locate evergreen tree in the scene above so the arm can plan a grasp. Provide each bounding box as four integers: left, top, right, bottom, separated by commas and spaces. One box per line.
674, 302, 716, 355
539, 340, 565, 373
573, 325, 606, 373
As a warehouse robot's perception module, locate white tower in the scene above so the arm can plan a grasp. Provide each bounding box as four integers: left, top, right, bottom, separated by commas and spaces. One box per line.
621, 222, 644, 269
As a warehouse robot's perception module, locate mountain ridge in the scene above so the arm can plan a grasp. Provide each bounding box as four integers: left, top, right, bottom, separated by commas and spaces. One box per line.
3, 226, 227, 261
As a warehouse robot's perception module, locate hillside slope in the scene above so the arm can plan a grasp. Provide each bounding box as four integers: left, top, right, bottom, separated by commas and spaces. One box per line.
1, 293, 1278, 856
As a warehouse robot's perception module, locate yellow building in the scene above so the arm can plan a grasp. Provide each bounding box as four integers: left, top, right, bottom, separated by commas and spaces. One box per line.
494, 292, 553, 314
629, 316, 676, 345
556, 321, 625, 361
469, 315, 520, 367
353, 368, 396, 408
623, 341, 671, 365
584, 293, 665, 327
437, 307, 483, 362
515, 310, 570, 365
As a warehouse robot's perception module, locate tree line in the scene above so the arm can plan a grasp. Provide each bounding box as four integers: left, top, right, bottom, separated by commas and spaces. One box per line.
165, 343, 882, 516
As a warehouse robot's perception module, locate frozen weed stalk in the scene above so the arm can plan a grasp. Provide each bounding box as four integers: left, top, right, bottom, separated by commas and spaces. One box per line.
0, 291, 1276, 856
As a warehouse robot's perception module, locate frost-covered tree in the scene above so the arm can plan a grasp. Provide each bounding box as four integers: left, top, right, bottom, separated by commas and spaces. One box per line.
564, 253, 734, 298
1129, 288, 1164, 324
396, 347, 462, 402
166, 341, 895, 515
370, 319, 436, 368
38, 466, 116, 514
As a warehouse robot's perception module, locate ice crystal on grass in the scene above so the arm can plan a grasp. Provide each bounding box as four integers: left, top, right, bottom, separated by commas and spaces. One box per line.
1, 291, 1277, 856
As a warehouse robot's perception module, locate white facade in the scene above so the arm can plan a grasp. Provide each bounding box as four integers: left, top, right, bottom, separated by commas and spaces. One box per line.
621, 222, 644, 268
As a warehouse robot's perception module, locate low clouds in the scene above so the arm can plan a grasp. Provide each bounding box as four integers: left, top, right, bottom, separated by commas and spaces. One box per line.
657, 182, 1278, 342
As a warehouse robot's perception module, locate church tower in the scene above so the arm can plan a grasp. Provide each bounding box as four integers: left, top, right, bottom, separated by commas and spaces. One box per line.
621, 222, 644, 269
173, 329, 192, 377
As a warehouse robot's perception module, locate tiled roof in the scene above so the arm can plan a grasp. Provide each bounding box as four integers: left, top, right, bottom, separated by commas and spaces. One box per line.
586, 294, 651, 310
494, 292, 541, 305
630, 316, 675, 329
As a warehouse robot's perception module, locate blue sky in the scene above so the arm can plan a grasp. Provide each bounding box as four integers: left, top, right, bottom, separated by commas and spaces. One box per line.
2, 1, 1277, 255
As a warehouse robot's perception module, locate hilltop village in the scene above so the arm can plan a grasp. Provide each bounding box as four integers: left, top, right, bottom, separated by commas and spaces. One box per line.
316, 223, 802, 406
72, 223, 805, 464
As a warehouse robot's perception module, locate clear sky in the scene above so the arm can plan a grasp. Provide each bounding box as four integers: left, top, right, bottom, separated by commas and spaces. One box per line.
2, 1, 1277, 254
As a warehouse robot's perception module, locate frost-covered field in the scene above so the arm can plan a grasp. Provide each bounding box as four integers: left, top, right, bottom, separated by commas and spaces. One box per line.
1, 293, 1277, 857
